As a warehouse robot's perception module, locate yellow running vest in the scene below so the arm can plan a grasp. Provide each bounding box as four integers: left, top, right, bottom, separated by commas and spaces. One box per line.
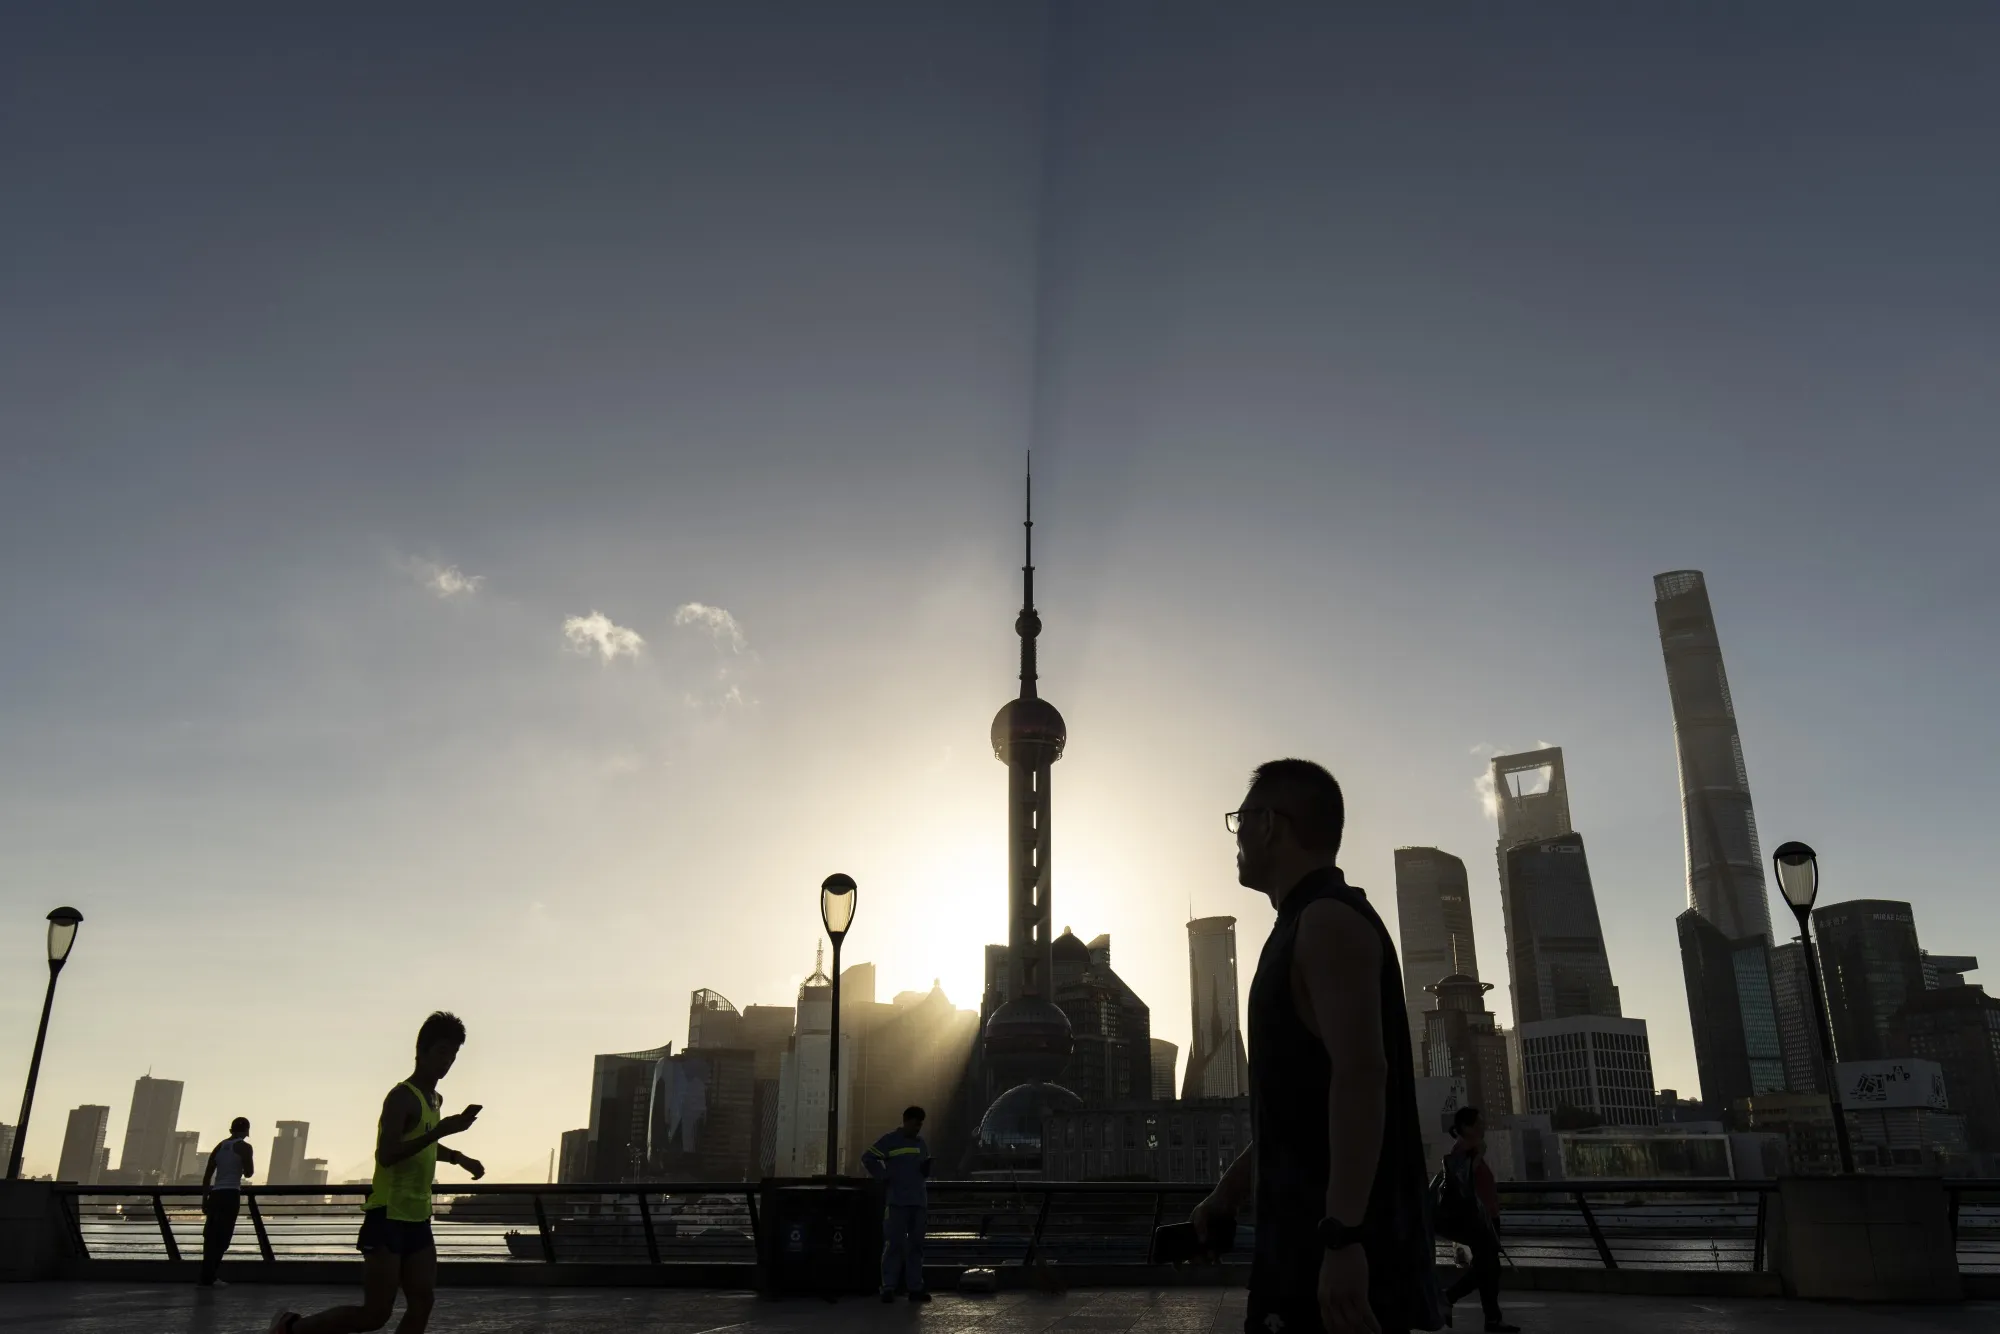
364, 1081, 440, 1222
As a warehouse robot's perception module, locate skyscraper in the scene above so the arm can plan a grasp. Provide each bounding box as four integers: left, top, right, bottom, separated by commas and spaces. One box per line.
1896, 985, 2000, 1152
1150, 1038, 1179, 1101
169, 1129, 204, 1183
1182, 916, 1248, 1101
1500, 833, 1621, 1025
269, 1121, 310, 1186
1678, 910, 1786, 1108
587, 1041, 672, 1182
1812, 899, 1927, 1064
117, 1075, 184, 1184
58, 1105, 110, 1184
1395, 848, 1478, 1065
1770, 940, 1829, 1095
1653, 571, 1773, 941
1655, 571, 1805, 1110
1421, 974, 1513, 1118
969, 465, 1081, 1173
774, 945, 851, 1176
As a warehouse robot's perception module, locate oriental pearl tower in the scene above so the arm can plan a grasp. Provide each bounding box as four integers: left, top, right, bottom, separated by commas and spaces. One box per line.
969, 459, 1082, 1175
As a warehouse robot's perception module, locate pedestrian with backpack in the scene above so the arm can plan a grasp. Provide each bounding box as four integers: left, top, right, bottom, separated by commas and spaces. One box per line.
1433, 1107, 1516, 1332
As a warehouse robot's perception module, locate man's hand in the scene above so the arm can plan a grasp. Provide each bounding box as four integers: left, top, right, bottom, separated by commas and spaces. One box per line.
458, 1156, 485, 1180
1189, 1193, 1232, 1262
1318, 1245, 1378, 1334
437, 1109, 480, 1138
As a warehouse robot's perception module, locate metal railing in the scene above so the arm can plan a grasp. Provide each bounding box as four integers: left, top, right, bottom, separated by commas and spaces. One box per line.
50, 1177, 2000, 1276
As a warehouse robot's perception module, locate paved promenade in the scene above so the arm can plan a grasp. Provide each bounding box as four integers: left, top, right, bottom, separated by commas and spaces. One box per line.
0, 1285, 1993, 1333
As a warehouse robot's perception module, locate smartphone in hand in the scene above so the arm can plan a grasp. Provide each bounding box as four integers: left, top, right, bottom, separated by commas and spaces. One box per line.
1150, 1216, 1235, 1265
463, 1104, 483, 1118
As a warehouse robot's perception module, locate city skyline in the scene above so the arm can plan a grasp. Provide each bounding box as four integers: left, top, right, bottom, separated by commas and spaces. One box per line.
5, 4, 1997, 1181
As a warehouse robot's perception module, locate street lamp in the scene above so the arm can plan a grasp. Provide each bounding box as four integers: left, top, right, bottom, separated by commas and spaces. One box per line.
8, 908, 85, 1180
1773, 842, 1855, 1174
820, 874, 857, 1182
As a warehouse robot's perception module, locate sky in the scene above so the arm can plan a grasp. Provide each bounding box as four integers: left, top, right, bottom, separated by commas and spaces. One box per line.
2, 3, 1996, 1182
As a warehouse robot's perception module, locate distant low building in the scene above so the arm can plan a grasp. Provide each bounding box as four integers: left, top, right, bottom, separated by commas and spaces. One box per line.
1040, 1097, 1250, 1184
1517, 1016, 1658, 1128
557, 1128, 589, 1184
58, 1106, 110, 1185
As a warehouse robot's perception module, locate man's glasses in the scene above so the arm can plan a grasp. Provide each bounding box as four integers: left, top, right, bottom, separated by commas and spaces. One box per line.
1224, 807, 1278, 835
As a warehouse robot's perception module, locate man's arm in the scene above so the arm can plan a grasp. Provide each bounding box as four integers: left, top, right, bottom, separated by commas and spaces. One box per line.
239, 1142, 255, 1179
374, 1087, 480, 1167
1294, 898, 1386, 1228
202, 1148, 217, 1191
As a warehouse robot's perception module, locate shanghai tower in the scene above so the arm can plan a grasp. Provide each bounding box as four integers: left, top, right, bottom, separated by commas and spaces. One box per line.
1655, 570, 1789, 1108
968, 463, 1080, 1173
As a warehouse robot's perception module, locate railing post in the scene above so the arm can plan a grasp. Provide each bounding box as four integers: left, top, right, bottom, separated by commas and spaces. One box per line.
247, 1192, 276, 1263
1147, 1190, 1166, 1261
1573, 1191, 1616, 1270
1022, 1187, 1055, 1266
1751, 1189, 1768, 1272
744, 1187, 761, 1250
58, 1190, 87, 1260
637, 1190, 660, 1265
532, 1192, 557, 1264
1947, 1185, 1960, 1247
151, 1192, 181, 1263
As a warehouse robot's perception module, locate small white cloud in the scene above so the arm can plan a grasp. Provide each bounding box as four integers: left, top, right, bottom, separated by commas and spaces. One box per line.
1474, 768, 1499, 821
1468, 742, 1495, 757
403, 557, 484, 598
673, 602, 747, 653
563, 611, 645, 662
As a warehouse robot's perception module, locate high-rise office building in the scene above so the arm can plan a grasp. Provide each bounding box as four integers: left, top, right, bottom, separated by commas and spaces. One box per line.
1421, 974, 1513, 1118
1653, 571, 1773, 941
1395, 848, 1478, 1065
1500, 833, 1621, 1024
0, 1124, 14, 1173
1517, 1016, 1659, 1128
739, 1002, 797, 1178
840, 975, 981, 1174
1896, 985, 2000, 1152
1770, 940, 1828, 1094
1049, 930, 1151, 1107
1150, 1039, 1179, 1101
774, 945, 852, 1177
1678, 911, 1786, 1110
269, 1122, 310, 1186
687, 989, 745, 1050
557, 1128, 590, 1184
1182, 916, 1248, 1100
1813, 900, 1926, 1064
168, 1130, 204, 1183
1923, 953, 1979, 992
58, 1105, 110, 1184
117, 1075, 184, 1183
968, 468, 1081, 1174
1654, 571, 1804, 1112
587, 1041, 672, 1182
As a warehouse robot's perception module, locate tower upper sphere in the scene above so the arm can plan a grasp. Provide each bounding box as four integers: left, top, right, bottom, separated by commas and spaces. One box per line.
991, 696, 1066, 764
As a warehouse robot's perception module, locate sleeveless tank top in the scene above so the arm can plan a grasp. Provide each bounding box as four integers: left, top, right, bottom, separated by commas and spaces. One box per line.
364, 1081, 440, 1222
1247, 868, 1439, 1327
210, 1135, 247, 1189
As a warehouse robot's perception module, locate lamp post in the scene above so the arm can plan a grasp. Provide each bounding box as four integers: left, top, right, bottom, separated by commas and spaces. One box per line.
819, 874, 857, 1182
8, 908, 84, 1181
1773, 842, 1855, 1175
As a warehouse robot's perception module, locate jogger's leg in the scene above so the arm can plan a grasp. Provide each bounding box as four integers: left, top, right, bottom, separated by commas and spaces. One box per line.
291, 1250, 402, 1333
394, 1249, 436, 1334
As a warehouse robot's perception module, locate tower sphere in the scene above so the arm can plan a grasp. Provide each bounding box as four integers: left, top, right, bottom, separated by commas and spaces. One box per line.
991, 696, 1067, 764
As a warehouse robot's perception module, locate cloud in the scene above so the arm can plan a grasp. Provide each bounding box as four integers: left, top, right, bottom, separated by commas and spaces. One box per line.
673, 602, 747, 653
1475, 768, 1499, 821
403, 557, 484, 598
563, 611, 645, 662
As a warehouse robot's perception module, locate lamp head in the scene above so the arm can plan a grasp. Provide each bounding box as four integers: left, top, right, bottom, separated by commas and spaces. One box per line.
46, 906, 83, 966
1772, 842, 1819, 914
820, 873, 857, 942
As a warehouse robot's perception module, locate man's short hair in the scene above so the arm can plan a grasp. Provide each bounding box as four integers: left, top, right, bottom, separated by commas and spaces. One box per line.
1250, 758, 1345, 854
230, 1117, 250, 1135
417, 1011, 467, 1052
1451, 1106, 1482, 1135
903, 1105, 926, 1122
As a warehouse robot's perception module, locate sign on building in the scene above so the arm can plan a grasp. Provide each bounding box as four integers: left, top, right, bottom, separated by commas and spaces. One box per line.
1836, 1059, 1948, 1111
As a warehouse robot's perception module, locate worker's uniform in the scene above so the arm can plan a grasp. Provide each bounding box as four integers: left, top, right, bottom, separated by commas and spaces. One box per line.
862, 1129, 931, 1294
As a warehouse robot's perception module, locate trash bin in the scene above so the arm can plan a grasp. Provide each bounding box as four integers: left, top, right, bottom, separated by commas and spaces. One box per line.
757, 1180, 883, 1297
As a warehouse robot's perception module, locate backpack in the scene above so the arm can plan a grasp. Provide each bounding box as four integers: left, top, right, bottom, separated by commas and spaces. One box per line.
1427, 1150, 1488, 1244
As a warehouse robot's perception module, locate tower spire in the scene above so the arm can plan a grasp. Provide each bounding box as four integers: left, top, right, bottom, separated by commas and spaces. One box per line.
1016, 452, 1041, 699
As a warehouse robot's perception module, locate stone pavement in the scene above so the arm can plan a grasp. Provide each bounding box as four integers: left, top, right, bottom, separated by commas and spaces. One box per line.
0, 1285, 1992, 1333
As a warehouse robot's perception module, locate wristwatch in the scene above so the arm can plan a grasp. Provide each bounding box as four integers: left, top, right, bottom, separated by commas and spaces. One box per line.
1316, 1217, 1368, 1251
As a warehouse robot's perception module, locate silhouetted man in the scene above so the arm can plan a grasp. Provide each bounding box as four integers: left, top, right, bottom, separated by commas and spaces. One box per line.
198, 1117, 254, 1286
271, 1012, 484, 1334
862, 1105, 932, 1303
1194, 759, 1438, 1334
1439, 1107, 1515, 1332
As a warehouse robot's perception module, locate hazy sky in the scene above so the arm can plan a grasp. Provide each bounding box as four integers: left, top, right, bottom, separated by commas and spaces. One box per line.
4, 3, 1996, 1181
